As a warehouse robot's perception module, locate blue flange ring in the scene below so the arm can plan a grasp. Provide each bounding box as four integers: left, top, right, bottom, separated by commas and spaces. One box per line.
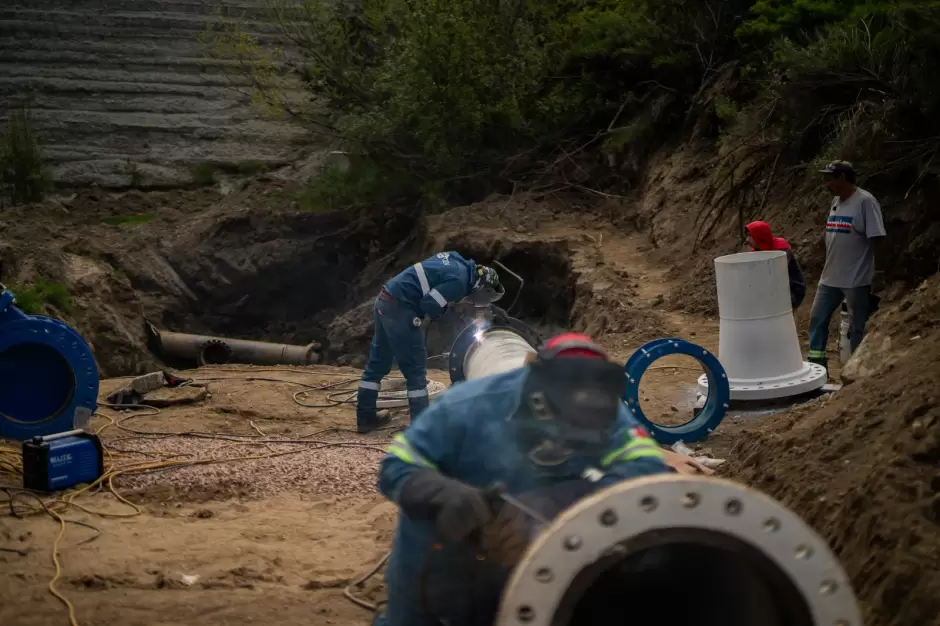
0, 316, 99, 440
623, 338, 729, 444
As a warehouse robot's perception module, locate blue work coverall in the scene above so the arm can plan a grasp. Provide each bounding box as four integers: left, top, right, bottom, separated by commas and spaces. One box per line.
374, 368, 672, 626
357, 252, 480, 429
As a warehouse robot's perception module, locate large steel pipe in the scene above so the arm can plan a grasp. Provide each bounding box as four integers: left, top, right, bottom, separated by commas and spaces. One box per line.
148, 325, 320, 366
497, 475, 862, 626
448, 325, 536, 383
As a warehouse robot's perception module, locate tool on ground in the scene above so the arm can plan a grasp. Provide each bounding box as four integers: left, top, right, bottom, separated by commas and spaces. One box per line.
21, 429, 105, 492
0, 284, 100, 441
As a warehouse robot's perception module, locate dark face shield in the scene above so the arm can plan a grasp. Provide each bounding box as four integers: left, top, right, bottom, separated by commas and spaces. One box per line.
514, 357, 626, 465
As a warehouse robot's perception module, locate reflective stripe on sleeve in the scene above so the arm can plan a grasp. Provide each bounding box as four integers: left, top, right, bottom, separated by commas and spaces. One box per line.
386, 433, 437, 469
413, 263, 430, 295
600, 435, 664, 467
428, 288, 447, 307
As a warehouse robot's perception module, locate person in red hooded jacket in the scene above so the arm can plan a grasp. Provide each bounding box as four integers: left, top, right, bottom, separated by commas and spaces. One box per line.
745, 221, 806, 309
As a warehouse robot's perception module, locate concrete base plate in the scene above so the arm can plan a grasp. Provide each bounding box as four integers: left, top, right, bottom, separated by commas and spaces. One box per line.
697, 361, 828, 401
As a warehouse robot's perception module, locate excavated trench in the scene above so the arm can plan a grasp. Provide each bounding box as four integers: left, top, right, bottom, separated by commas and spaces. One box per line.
146, 206, 428, 368
148, 210, 579, 370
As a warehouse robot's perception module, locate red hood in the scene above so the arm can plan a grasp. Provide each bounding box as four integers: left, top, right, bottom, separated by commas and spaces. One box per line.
746, 221, 791, 252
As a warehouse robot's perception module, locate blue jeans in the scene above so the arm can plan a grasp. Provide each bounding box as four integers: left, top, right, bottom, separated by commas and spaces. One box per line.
357, 296, 429, 429
808, 284, 871, 362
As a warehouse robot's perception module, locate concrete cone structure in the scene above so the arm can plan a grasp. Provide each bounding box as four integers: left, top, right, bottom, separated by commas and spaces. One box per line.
697, 251, 827, 400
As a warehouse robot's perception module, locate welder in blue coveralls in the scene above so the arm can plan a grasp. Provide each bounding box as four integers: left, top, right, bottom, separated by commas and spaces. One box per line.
372, 333, 675, 626
356, 251, 503, 433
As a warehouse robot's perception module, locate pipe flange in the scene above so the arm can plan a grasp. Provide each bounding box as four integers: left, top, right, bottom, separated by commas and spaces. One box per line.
696, 362, 828, 401
0, 317, 99, 440
198, 339, 233, 366
623, 338, 730, 444
496, 475, 862, 626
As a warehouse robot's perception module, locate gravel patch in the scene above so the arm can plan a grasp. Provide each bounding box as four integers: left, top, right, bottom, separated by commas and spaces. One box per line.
112, 435, 388, 499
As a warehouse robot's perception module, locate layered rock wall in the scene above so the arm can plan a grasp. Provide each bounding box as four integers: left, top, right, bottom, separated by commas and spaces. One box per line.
0, 0, 306, 187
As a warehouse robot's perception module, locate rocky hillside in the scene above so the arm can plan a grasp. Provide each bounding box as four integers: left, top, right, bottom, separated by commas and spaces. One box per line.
0, 0, 306, 187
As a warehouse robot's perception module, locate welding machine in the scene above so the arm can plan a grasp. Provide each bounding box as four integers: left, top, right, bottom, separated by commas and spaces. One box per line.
22, 429, 105, 492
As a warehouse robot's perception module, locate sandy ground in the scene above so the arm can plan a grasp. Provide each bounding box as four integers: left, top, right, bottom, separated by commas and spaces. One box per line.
0, 226, 823, 626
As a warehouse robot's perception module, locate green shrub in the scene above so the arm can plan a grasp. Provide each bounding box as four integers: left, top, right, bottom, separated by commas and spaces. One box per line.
208, 0, 731, 202
237, 160, 269, 175
0, 108, 50, 209
190, 162, 217, 186
204, 0, 940, 214
10, 279, 72, 316
126, 159, 144, 188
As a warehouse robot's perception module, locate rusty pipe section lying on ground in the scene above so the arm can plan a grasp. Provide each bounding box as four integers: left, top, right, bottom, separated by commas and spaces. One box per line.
148, 324, 321, 366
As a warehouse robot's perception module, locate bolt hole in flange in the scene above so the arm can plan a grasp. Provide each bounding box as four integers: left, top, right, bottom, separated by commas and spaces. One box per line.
553, 528, 816, 626
504, 479, 860, 626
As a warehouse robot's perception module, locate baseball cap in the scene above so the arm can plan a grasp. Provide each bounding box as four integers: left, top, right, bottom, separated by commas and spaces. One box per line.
818, 160, 856, 176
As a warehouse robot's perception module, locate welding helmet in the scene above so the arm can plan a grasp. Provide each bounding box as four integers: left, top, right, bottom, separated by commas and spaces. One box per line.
468, 265, 505, 304
512, 333, 626, 467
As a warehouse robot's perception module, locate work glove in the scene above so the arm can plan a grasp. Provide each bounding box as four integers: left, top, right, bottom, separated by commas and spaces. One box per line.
398, 469, 494, 542
662, 450, 716, 475
480, 505, 532, 568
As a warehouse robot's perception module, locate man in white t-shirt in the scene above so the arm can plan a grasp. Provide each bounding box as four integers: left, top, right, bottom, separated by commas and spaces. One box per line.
807, 161, 886, 369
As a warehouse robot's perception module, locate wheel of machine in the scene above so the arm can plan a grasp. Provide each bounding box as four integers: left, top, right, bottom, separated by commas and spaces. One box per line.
0, 316, 99, 440
623, 338, 730, 444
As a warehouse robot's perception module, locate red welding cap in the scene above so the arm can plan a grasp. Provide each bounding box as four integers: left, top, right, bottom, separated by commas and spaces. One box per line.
540, 333, 607, 361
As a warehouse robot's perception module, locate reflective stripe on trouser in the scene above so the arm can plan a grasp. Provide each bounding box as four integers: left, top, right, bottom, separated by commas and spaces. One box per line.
407, 386, 429, 422
357, 296, 429, 427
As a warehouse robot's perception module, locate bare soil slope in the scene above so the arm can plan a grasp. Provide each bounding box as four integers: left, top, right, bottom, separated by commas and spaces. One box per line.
725, 276, 940, 626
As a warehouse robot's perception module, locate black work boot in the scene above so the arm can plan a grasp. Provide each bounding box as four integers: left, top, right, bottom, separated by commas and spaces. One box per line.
357, 410, 392, 434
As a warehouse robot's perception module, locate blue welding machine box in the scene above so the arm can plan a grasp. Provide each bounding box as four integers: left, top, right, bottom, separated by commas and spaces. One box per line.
22, 430, 104, 492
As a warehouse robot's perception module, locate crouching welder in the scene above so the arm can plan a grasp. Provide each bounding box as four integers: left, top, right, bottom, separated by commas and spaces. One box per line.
373, 333, 673, 626
356, 252, 503, 433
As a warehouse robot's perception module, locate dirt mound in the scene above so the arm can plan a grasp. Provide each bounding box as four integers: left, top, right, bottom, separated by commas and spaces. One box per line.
724, 276, 940, 626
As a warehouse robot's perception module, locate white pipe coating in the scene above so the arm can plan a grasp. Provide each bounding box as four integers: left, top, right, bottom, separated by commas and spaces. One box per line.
464, 329, 537, 380
697, 251, 826, 400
